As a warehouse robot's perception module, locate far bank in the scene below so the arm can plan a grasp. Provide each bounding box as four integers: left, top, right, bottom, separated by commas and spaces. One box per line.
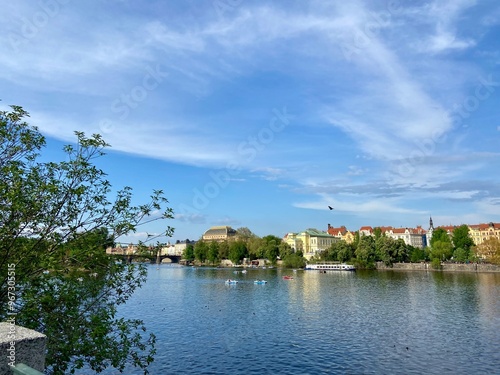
375, 261, 500, 273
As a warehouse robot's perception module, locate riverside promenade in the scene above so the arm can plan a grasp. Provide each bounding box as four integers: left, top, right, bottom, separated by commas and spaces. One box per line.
375, 261, 500, 272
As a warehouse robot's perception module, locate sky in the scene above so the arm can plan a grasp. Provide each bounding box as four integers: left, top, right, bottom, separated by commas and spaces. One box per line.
1, 0, 500, 244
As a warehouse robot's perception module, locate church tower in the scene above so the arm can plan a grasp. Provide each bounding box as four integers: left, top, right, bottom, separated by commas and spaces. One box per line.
426, 216, 434, 247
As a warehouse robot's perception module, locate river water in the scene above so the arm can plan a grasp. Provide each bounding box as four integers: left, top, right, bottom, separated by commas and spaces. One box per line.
104, 264, 500, 374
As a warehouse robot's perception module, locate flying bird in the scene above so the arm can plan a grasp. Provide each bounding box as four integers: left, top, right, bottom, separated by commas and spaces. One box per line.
328, 206, 334, 210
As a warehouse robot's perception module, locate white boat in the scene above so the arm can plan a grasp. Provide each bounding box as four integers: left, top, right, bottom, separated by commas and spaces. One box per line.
225, 279, 238, 284
305, 263, 355, 271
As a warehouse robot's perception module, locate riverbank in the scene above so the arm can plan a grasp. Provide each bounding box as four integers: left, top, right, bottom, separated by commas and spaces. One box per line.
375, 261, 500, 272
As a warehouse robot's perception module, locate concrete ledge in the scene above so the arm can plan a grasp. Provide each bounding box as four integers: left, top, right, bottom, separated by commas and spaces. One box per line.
0, 322, 46, 375
376, 261, 500, 272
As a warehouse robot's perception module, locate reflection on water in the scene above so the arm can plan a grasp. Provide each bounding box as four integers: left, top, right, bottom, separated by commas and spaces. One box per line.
100, 265, 500, 375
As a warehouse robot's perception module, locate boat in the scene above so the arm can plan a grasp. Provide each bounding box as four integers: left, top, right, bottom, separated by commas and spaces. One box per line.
225, 279, 238, 284
282, 275, 294, 280
254, 280, 267, 284
305, 263, 355, 271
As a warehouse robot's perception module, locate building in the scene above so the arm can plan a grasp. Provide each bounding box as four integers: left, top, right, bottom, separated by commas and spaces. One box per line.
382, 226, 427, 249
202, 226, 237, 242
173, 239, 196, 256
283, 228, 339, 260
327, 224, 354, 243
359, 226, 373, 236
468, 222, 500, 245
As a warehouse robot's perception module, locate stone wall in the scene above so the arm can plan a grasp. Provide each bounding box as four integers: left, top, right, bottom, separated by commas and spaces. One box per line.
0, 323, 46, 375
376, 262, 500, 272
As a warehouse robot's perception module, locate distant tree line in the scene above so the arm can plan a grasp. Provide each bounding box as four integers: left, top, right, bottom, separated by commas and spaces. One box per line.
183, 225, 500, 270
182, 227, 306, 268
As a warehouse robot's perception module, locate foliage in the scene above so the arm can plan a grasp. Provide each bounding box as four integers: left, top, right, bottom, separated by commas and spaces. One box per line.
474, 238, 500, 265
207, 241, 220, 264
430, 228, 451, 247
453, 247, 469, 263
409, 246, 427, 262
320, 241, 354, 263
236, 227, 257, 241
183, 243, 195, 261
355, 235, 376, 264
0, 106, 174, 374
194, 241, 208, 263
452, 225, 474, 255
261, 235, 281, 265
228, 240, 248, 264
430, 240, 453, 261
282, 252, 306, 268
430, 258, 442, 269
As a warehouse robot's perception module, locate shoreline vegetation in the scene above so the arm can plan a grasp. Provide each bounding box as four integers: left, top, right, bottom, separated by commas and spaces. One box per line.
162, 259, 500, 273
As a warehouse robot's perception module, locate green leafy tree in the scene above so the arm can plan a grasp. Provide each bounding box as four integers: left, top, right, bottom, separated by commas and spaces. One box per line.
430, 228, 451, 247
282, 252, 306, 268
228, 240, 247, 264
0, 106, 174, 374
183, 243, 195, 261
430, 240, 453, 262
278, 241, 293, 259
337, 241, 355, 263
247, 237, 264, 259
355, 235, 376, 267
261, 235, 281, 264
321, 242, 340, 261
194, 241, 208, 263
452, 225, 474, 260
409, 246, 427, 262
207, 241, 220, 265
236, 227, 257, 241
218, 240, 230, 260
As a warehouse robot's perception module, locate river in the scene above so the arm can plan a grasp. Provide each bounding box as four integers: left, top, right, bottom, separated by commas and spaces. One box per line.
102, 264, 500, 374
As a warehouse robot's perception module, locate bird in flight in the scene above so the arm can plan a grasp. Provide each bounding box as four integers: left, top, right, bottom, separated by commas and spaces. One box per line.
328, 206, 334, 210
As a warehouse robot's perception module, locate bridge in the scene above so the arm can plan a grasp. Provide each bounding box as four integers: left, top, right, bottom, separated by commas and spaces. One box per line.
114, 253, 183, 264
106, 244, 184, 264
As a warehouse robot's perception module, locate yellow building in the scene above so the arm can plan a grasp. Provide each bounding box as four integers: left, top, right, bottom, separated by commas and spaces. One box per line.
327, 224, 354, 244
468, 223, 500, 245
283, 228, 339, 260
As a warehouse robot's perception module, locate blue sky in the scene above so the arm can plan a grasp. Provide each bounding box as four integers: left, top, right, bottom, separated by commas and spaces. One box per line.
1, 0, 500, 244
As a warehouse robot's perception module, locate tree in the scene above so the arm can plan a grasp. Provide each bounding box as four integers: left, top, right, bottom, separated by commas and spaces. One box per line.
430, 228, 451, 247
355, 235, 376, 266
452, 225, 474, 260
228, 240, 247, 264
337, 241, 355, 263
194, 241, 208, 263
218, 240, 230, 260
207, 241, 220, 265
474, 238, 500, 265
1, 106, 174, 374
183, 243, 195, 262
261, 235, 281, 264
430, 241, 453, 262
236, 227, 257, 241
282, 252, 306, 268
